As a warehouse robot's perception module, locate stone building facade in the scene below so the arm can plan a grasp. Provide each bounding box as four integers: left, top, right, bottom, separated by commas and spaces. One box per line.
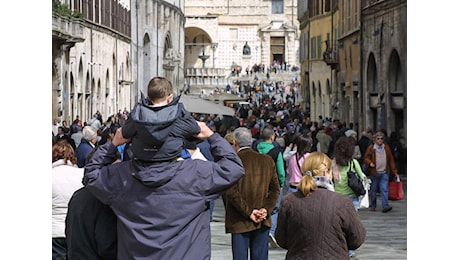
52, 0, 132, 123
298, 0, 406, 136
361, 0, 407, 136
131, 0, 186, 97
52, 0, 185, 124
184, 0, 300, 94
52, 0, 406, 138
336, 0, 361, 129
298, 0, 339, 122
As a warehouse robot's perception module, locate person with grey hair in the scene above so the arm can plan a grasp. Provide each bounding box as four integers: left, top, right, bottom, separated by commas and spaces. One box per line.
70, 125, 83, 148
234, 127, 253, 147
88, 114, 102, 130
225, 127, 280, 260
363, 131, 399, 213
75, 125, 99, 168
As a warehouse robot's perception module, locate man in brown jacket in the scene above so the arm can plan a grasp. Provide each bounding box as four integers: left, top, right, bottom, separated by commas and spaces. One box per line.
225, 127, 280, 260
364, 131, 399, 213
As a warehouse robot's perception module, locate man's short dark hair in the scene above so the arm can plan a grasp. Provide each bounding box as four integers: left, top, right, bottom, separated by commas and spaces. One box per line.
261, 127, 274, 141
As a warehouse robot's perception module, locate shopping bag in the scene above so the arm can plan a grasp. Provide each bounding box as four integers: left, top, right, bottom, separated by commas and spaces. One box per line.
359, 189, 369, 209
359, 179, 371, 209
388, 175, 404, 200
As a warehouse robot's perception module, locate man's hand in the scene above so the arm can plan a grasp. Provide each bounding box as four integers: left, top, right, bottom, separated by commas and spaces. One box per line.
194, 121, 214, 140
249, 208, 268, 223
112, 128, 131, 147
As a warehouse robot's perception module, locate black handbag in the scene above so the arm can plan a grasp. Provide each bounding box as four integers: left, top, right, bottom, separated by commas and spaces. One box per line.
347, 160, 366, 196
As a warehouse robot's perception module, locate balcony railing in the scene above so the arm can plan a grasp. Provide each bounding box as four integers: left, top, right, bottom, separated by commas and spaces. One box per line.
185, 67, 228, 77
52, 13, 85, 44
323, 49, 339, 70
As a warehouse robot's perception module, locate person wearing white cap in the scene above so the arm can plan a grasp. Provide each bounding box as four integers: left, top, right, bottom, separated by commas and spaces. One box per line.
345, 129, 361, 161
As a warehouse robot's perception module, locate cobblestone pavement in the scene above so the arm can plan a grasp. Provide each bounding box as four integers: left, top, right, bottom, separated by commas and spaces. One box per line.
210, 175, 407, 260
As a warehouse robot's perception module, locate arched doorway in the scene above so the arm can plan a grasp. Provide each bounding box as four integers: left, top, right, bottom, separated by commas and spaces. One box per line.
184, 27, 213, 92
388, 50, 405, 134
366, 53, 378, 131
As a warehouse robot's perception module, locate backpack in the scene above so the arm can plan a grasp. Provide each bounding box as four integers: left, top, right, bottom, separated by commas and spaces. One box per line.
267, 146, 280, 163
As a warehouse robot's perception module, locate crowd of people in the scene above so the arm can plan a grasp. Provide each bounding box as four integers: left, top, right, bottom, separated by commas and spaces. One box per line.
52, 76, 406, 259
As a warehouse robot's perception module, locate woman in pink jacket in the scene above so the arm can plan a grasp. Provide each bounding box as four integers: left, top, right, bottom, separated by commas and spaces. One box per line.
287, 133, 313, 193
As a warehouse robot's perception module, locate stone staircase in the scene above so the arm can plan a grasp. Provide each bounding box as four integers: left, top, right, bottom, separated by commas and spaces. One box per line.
188, 70, 300, 96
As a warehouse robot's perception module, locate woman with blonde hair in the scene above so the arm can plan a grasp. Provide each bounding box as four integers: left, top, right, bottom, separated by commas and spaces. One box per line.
275, 152, 366, 259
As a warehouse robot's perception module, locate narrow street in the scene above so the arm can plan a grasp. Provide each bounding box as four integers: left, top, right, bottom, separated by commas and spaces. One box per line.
210, 175, 407, 259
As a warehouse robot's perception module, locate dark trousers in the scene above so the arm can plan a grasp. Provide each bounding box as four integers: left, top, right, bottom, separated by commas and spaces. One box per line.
52, 237, 67, 260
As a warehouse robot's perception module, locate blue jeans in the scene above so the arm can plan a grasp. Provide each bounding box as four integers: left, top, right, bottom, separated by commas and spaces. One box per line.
270, 188, 284, 236
370, 172, 389, 209
288, 186, 297, 193
231, 225, 270, 260
210, 200, 215, 220
346, 194, 360, 212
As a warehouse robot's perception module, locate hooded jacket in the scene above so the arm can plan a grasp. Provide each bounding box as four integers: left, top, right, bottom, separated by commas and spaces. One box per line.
122, 95, 201, 162
256, 141, 286, 187
83, 133, 244, 259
